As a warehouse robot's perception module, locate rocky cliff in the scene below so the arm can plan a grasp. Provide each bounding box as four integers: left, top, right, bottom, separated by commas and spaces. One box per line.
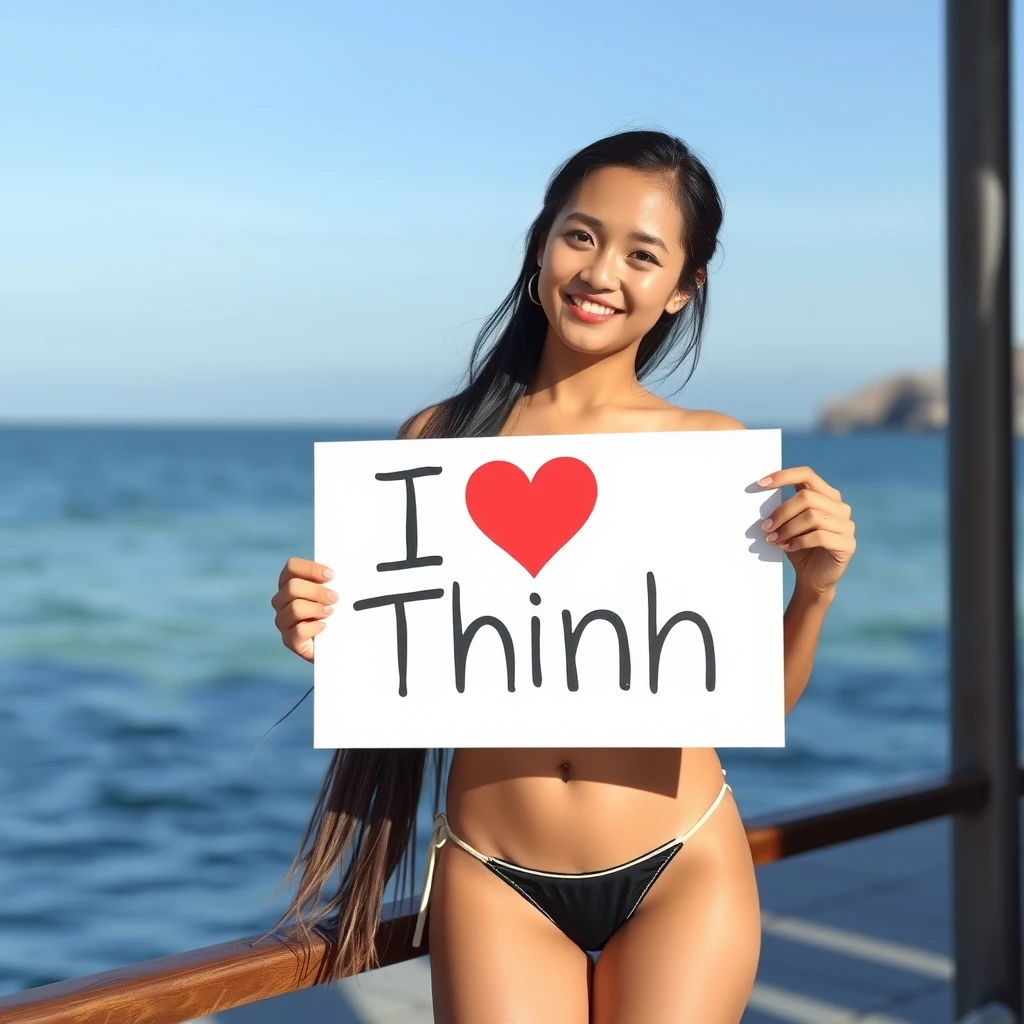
817, 349, 1024, 432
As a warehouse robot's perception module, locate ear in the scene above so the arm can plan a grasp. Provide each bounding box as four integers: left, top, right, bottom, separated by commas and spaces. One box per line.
536, 224, 557, 267
664, 268, 706, 315
665, 287, 689, 316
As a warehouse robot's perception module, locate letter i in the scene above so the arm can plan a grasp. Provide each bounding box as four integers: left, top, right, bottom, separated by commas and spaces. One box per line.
530, 593, 542, 687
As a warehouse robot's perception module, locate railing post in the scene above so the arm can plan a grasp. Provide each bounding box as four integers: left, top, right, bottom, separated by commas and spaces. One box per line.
946, 0, 1022, 1017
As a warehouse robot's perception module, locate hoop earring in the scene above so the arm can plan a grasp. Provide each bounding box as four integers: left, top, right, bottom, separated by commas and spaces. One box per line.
526, 270, 542, 306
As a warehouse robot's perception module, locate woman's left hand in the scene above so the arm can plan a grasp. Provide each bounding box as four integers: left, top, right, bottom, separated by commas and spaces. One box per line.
758, 466, 856, 595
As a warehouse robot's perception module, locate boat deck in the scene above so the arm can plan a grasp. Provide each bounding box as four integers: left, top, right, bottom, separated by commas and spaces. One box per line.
189, 816, 969, 1023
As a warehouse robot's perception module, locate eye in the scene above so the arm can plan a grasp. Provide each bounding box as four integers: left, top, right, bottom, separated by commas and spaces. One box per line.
631, 250, 661, 265
564, 229, 661, 266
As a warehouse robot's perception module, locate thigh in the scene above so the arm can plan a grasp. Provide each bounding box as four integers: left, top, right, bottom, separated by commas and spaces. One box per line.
590, 791, 761, 1024
428, 843, 591, 1024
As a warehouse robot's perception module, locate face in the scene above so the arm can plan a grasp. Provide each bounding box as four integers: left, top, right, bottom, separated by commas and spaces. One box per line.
535, 166, 702, 358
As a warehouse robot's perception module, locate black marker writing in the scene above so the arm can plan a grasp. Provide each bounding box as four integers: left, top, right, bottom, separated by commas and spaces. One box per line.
374, 467, 443, 572
647, 571, 715, 693
453, 581, 516, 693
353, 588, 445, 696
561, 609, 631, 692
530, 592, 542, 687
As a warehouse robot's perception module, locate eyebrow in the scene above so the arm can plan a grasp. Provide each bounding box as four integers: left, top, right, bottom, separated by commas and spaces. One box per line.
564, 211, 669, 252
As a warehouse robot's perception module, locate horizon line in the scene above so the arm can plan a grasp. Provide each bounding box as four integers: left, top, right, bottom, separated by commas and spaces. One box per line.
0, 418, 882, 435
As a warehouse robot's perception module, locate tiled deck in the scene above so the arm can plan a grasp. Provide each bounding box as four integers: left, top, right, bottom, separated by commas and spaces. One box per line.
195, 817, 983, 1022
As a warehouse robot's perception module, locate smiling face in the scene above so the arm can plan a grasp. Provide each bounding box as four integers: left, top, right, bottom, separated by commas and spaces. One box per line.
535, 165, 699, 359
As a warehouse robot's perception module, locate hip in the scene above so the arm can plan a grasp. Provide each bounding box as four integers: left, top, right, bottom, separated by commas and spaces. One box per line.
444, 746, 737, 872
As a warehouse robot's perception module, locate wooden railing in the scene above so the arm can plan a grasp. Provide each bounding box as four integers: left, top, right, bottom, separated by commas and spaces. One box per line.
0, 765, 997, 1024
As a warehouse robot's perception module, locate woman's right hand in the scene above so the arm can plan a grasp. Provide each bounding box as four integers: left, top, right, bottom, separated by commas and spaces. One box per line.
271, 557, 338, 662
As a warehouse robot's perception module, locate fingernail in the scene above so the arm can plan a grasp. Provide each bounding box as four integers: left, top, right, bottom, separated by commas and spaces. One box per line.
322, 567, 335, 580
758, 476, 773, 486
325, 589, 339, 602
300, 639, 312, 652
762, 519, 773, 531
767, 532, 778, 543
323, 604, 334, 615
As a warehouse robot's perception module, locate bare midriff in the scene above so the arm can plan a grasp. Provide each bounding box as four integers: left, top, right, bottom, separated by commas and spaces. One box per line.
444, 746, 727, 872
434, 403, 741, 873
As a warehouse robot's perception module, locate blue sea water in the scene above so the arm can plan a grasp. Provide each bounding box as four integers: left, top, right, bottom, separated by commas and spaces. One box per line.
0, 425, 993, 994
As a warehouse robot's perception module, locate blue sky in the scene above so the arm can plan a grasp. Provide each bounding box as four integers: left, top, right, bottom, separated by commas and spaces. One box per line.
2, 1, 1016, 426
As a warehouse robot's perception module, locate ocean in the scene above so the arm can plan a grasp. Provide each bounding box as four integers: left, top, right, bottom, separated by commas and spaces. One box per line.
0, 426, 987, 994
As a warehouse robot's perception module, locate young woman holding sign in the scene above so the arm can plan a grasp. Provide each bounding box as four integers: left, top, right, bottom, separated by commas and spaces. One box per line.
268, 130, 857, 1023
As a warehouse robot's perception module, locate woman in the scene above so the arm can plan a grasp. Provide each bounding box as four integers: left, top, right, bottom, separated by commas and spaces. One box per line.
267, 129, 856, 1022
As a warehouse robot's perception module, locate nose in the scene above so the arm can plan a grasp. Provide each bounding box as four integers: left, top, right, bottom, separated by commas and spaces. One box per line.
578, 249, 619, 291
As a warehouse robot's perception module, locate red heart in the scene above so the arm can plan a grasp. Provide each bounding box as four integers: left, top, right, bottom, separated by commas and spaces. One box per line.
465, 457, 598, 577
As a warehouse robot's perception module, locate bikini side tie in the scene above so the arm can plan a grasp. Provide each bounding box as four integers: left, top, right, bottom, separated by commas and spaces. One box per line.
413, 813, 486, 947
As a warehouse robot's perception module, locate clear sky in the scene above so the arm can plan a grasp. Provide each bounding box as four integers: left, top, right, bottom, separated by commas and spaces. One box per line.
3, 1, 1020, 426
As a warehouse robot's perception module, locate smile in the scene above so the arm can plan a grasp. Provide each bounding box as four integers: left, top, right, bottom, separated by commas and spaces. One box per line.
566, 294, 622, 319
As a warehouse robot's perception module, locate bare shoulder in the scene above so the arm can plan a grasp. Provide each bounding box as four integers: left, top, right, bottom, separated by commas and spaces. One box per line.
398, 404, 441, 439
667, 407, 746, 431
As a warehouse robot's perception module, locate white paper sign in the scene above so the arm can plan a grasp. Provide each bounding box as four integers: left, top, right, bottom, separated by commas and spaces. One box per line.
314, 429, 784, 749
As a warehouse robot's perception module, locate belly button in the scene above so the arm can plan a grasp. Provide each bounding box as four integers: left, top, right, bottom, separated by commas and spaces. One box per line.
558, 762, 572, 782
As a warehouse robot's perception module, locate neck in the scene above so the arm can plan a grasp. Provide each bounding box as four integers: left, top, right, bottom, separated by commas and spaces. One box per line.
526, 327, 643, 414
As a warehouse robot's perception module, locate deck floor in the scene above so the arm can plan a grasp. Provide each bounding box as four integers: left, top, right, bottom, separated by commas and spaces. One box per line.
192, 817, 985, 1023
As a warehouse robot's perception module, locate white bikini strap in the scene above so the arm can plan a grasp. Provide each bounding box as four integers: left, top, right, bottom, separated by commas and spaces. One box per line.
678, 770, 731, 845
412, 813, 489, 948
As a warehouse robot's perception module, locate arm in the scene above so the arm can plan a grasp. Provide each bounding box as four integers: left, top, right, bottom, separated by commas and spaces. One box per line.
783, 583, 834, 715
696, 413, 856, 718
760, 464, 856, 715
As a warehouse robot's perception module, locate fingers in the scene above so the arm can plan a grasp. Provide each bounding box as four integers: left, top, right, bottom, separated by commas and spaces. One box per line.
763, 490, 854, 539
283, 618, 328, 662
271, 575, 338, 613
274, 597, 336, 633
764, 507, 855, 547
779, 529, 858, 556
758, 468, 858, 579
273, 555, 339, 662
759, 466, 842, 502
278, 556, 335, 591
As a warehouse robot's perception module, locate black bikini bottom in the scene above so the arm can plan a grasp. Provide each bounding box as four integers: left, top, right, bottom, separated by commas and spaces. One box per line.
413, 772, 730, 952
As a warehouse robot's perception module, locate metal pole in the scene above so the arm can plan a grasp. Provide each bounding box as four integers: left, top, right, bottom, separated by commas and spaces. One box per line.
946, 0, 1021, 1017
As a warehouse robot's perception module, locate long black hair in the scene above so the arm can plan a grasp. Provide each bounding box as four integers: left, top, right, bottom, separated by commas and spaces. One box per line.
411, 128, 725, 440
270, 128, 725, 982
